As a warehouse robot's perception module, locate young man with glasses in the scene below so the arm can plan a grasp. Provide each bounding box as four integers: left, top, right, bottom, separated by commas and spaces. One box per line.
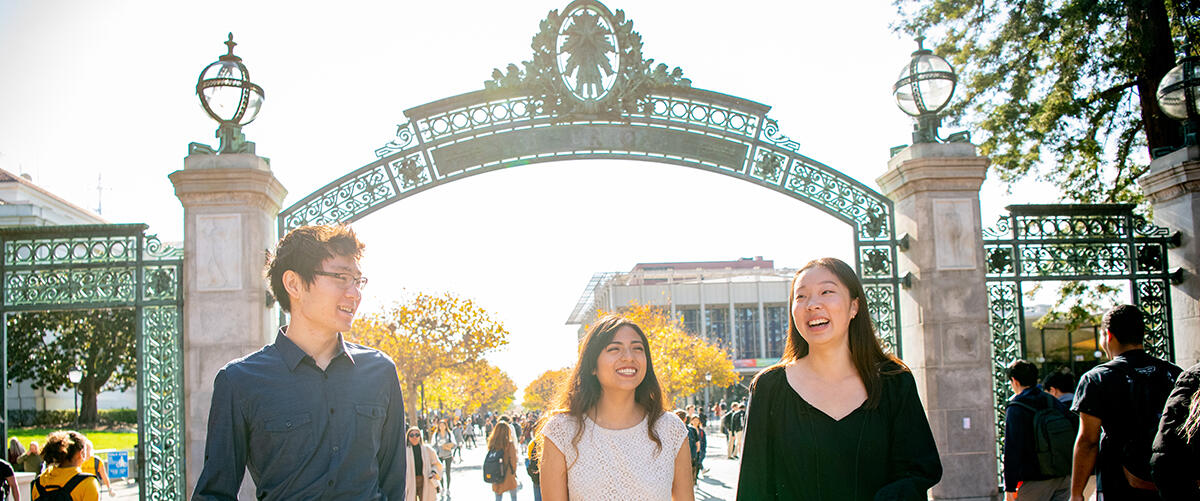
193, 225, 406, 500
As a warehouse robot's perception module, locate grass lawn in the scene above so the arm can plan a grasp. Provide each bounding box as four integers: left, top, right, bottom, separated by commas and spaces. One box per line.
9, 428, 138, 452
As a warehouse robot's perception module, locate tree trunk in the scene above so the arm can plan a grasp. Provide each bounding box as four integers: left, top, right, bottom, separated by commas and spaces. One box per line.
80, 379, 100, 425
1129, 0, 1185, 153
406, 380, 420, 430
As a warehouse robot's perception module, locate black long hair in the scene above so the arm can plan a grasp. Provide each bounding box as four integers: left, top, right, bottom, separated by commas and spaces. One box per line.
773, 257, 905, 409
537, 314, 667, 463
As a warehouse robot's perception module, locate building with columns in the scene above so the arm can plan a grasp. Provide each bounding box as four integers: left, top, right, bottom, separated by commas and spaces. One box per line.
568, 257, 794, 380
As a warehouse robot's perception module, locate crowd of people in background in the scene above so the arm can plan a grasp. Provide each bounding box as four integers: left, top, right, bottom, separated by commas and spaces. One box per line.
2, 430, 117, 500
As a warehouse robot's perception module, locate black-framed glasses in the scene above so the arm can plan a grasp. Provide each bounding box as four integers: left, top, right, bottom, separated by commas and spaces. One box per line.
407, 432, 421, 438
313, 270, 369, 290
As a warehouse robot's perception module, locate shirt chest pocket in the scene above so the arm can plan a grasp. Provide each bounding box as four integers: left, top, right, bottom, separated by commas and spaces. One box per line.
257, 412, 316, 472
355, 404, 385, 440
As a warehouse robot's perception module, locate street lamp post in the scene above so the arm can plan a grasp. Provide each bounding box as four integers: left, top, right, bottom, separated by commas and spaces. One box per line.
1157, 55, 1200, 151
892, 36, 962, 144
704, 372, 712, 421
67, 368, 82, 427
195, 33, 265, 154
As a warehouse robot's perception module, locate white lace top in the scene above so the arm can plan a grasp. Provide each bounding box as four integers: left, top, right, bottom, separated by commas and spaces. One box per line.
542, 412, 688, 501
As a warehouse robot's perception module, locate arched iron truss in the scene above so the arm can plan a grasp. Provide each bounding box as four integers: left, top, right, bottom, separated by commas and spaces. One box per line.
278, 0, 904, 353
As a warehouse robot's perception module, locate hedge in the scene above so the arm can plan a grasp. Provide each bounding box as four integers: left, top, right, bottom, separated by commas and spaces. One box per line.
6, 408, 137, 427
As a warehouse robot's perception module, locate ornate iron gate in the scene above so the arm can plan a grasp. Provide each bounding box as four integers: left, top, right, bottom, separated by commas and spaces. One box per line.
0, 224, 184, 501
278, 0, 905, 354
983, 204, 1179, 481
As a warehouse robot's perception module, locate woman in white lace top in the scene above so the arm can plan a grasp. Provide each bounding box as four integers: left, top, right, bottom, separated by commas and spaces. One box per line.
536, 315, 693, 501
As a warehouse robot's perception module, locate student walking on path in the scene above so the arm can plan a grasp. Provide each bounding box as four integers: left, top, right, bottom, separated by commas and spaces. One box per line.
1150, 360, 1200, 499
192, 225, 408, 500
1003, 360, 1072, 500
487, 422, 519, 501
432, 420, 457, 495
537, 315, 693, 501
32, 431, 99, 501
404, 426, 443, 501
1070, 305, 1181, 501
736, 257, 942, 500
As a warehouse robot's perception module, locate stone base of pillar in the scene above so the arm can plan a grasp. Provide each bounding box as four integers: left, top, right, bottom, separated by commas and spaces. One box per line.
170, 152, 287, 497
879, 143, 999, 500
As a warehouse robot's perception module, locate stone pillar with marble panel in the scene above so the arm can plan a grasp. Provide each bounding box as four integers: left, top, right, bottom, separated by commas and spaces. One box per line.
169, 151, 287, 496
1140, 144, 1200, 368
877, 142, 997, 500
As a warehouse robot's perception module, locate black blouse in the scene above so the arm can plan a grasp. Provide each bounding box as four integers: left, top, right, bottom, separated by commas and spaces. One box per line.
1150, 362, 1200, 499
736, 364, 942, 500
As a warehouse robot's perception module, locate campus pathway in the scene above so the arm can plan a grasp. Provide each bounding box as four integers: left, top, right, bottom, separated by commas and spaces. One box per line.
443, 426, 739, 500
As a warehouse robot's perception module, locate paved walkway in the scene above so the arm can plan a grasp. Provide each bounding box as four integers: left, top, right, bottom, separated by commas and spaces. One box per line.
442, 426, 740, 500
103, 427, 740, 500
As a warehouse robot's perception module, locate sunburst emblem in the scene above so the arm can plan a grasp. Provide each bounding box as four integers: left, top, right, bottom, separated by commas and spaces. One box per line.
556, 6, 619, 102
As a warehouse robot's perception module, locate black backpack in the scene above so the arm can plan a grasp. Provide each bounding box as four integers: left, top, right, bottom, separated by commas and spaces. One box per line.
32, 473, 95, 501
1008, 392, 1078, 477
483, 449, 506, 484
1106, 358, 1177, 483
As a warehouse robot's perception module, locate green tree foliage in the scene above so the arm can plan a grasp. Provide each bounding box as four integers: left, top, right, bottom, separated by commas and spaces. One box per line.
895, 0, 1198, 203
6, 309, 136, 424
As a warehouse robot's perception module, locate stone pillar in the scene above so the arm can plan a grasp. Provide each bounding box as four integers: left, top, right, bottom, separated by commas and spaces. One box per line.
1139, 144, 1200, 369
170, 152, 287, 496
877, 143, 997, 500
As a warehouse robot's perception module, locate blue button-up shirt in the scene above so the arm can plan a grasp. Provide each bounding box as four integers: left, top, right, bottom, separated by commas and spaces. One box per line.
193, 328, 406, 500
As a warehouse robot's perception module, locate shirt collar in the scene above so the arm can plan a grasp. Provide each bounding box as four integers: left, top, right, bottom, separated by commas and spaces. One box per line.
275, 327, 356, 372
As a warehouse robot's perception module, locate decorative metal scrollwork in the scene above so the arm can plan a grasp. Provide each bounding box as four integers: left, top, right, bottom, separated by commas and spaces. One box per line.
282, 0, 904, 361
141, 305, 184, 500
0, 225, 184, 501
865, 284, 898, 355
983, 204, 1179, 485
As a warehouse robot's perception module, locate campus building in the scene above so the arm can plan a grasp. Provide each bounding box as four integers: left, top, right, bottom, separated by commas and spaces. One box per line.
567, 257, 795, 392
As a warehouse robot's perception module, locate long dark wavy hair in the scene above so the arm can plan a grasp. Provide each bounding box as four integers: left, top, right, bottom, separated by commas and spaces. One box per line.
536, 315, 667, 464
771, 257, 906, 409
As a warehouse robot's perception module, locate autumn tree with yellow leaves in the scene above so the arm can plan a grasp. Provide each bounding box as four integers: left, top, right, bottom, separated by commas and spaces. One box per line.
424, 360, 517, 416
348, 292, 510, 424
597, 303, 738, 403
523, 367, 570, 411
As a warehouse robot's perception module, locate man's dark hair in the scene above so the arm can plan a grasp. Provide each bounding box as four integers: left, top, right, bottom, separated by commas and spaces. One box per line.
1006, 359, 1040, 388
1101, 304, 1145, 346
1042, 371, 1075, 394
266, 225, 364, 312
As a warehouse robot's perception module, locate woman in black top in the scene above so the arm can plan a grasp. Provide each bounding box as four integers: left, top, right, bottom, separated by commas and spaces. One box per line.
736, 257, 941, 500
1150, 361, 1200, 499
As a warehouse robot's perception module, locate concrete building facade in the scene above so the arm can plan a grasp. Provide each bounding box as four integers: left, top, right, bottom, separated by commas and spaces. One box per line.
568, 256, 794, 378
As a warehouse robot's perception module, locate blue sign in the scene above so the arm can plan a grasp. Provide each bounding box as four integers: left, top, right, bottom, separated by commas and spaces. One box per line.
108, 451, 129, 479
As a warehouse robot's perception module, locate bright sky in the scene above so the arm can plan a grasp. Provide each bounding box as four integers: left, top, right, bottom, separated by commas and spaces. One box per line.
0, 0, 1050, 404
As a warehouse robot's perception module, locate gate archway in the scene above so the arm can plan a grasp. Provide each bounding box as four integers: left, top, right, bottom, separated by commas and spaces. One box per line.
278, 0, 905, 352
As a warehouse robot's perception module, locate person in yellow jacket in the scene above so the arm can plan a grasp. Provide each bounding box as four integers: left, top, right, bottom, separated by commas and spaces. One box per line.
78, 443, 114, 497
32, 431, 100, 501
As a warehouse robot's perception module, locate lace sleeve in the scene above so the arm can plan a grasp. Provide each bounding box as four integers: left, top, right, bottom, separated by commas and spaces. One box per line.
655, 413, 688, 458
541, 413, 580, 465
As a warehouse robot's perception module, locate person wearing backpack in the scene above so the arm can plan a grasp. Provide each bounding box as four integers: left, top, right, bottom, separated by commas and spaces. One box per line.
31, 431, 98, 501
1070, 304, 1182, 501
526, 437, 542, 501
1003, 360, 1073, 500
485, 421, 518, 501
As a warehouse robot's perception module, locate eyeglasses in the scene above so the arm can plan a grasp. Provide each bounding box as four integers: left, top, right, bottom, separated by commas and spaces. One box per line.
407, 433, 421, 438
313, 270, 369, 290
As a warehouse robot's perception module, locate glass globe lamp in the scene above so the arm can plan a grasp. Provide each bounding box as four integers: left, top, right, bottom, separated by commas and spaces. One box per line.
196, 33, 264, 153
1157, 56, 1199, 148
893, 37, 957, 143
